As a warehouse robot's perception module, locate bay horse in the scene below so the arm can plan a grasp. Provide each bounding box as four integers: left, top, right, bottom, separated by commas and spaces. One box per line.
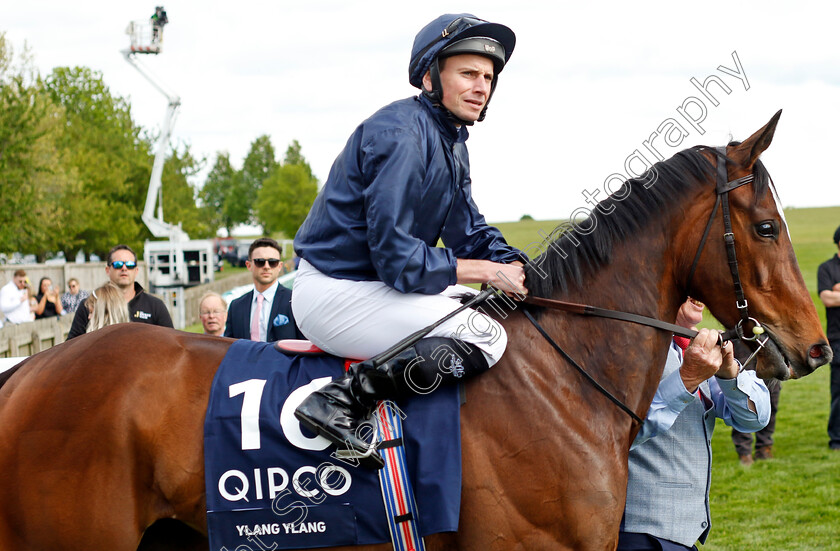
0, 111, 830, 550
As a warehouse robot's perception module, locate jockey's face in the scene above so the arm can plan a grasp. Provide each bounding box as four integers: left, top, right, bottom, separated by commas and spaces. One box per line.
423, 53, 494, 123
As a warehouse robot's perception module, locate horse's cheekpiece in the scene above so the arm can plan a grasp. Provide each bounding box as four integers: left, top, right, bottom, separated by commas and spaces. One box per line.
203, 339, 462, 549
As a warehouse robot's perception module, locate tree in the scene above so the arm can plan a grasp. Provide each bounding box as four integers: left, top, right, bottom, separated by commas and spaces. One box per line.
0, 34, 80, 258
256, 158, 318, 238
199, 152, 245, 237
283, 140, 309, 171
240, 135, 279, 224
44, 66, 151, 258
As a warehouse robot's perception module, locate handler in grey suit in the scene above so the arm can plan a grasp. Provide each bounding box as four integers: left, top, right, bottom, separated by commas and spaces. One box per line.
618, 299, 771, 550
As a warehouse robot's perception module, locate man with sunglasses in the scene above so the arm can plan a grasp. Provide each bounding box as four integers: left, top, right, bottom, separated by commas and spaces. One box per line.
67, 244, 173, 339
224, 237, 302, 342
291, 14, 527, 468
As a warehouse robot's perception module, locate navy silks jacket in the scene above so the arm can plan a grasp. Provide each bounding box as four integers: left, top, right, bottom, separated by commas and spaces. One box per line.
294, 94, 523, 295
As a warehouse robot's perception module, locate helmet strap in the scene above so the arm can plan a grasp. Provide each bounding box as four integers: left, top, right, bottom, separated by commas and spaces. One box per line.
476, 75, 498, 122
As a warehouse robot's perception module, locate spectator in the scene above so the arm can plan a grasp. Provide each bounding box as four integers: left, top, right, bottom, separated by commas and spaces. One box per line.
818, 224, 840, 451
199, 292, 228, 337
24, 279, 37, 322
60, 278, 89, 314
618, 298, 770, 550
224, 237, 302, 342
33, 277, 64, 319
86, 283, 130, 333
0, 270, 33, 324
67, 244, 173, 339
732, 378, 782, 465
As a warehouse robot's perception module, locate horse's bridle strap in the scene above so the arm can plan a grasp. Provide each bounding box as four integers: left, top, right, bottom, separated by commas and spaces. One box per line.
715, 148, 752, 322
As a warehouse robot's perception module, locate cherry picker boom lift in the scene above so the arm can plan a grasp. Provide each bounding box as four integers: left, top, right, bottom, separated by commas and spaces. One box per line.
123, 7, 214, 328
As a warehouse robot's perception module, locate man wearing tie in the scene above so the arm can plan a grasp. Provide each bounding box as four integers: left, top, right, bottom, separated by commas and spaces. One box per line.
224, 237, 302, 342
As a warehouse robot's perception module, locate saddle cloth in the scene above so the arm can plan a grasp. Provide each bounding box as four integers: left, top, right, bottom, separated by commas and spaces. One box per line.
204, 339, 462, 550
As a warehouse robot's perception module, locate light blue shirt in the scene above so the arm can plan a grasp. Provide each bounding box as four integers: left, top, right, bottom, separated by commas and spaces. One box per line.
633, 341, 771, 448
250, 281, 279, 342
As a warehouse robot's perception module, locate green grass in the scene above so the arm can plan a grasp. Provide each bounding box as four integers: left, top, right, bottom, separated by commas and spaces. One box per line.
705, 365, 840, 550
494, 207, 840, 549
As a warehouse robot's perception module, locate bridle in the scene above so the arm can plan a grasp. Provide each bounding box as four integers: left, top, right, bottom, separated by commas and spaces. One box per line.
522, 146, 769, 423
686, 146, 767, 345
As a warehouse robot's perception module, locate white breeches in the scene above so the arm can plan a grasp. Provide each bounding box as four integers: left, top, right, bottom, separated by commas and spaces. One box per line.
291, 259, 507, 366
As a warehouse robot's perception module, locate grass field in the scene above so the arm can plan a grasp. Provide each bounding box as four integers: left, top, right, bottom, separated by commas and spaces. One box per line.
498, 207, 840, 549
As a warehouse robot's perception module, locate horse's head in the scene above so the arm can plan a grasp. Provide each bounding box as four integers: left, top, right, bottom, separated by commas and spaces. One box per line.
679, 110, 832, 380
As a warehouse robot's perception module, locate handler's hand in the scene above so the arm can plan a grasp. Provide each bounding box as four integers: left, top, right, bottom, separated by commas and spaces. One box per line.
680, 328, 729, 393
713, 339, 739, 380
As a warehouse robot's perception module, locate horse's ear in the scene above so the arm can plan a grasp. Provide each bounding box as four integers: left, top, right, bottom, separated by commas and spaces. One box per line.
729, 110, 782, 169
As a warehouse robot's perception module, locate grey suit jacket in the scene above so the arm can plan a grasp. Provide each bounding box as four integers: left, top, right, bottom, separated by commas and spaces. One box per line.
623, 347, 717, 546
622, 344, 769, 547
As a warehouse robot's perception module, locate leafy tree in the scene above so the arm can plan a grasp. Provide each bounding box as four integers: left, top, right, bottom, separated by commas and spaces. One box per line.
241, 135, 279, 223
256, 159, 318, 238
0, 34, 80, 258
283, 140, 309, 172
44, 66, 150, 258
200, 152, 245, 236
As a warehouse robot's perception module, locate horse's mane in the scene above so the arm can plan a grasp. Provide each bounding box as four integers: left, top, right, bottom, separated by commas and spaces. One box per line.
523, 145, 771, 300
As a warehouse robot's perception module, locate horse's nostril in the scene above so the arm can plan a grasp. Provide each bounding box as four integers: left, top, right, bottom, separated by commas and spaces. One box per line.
808, 344, 833, 367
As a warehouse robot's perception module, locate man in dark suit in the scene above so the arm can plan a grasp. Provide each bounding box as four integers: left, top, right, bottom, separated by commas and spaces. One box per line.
224, 237, 303, 342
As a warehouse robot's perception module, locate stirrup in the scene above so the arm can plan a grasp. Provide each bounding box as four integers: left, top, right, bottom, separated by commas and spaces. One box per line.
333, 441, 385, 470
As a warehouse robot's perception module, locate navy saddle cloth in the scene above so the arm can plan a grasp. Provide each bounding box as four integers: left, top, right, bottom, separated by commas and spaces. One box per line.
204, 339, 462, 549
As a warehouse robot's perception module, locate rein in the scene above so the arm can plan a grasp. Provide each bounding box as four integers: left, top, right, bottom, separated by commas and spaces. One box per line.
522, 308, 644, 424
522, 146, 766, 424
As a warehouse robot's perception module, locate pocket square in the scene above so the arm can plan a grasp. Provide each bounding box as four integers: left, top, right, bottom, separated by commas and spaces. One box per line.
272, 314, 289, 327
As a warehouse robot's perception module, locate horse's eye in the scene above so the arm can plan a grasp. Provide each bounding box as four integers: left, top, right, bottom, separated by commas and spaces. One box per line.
755, 220, 778, 239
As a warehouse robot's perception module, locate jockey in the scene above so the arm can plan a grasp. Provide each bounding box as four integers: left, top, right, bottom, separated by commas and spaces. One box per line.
291, 14, 528, 469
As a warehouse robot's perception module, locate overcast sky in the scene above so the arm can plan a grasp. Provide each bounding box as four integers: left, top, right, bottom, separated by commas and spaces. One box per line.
5, 1, 839, 224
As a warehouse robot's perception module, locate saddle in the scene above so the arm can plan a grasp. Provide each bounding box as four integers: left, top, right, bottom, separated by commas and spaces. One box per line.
274, 339, 327, 356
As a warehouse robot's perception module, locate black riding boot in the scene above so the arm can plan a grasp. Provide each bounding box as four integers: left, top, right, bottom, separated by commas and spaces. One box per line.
294, 337, 490, 469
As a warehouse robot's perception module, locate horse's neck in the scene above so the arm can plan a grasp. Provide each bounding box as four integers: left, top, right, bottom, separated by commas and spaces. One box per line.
567, 226, 682, 321
498, 223, 684, 432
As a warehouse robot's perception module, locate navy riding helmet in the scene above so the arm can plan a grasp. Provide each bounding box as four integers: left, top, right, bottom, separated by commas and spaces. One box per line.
409, 14, 516, 124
